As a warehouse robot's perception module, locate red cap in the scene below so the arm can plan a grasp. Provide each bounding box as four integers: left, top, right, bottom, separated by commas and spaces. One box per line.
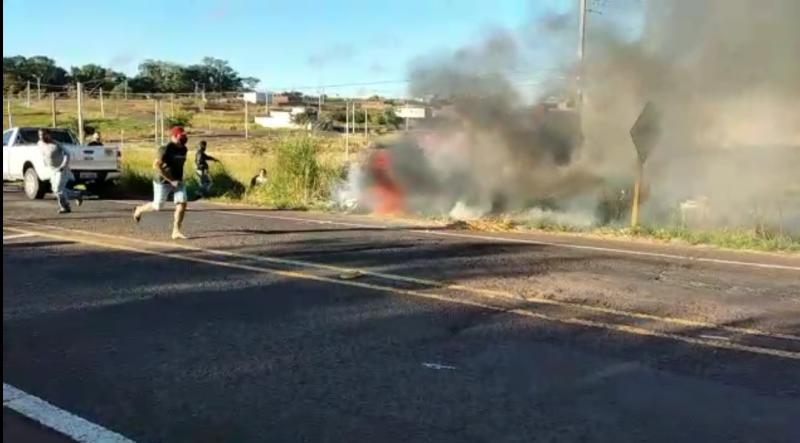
170, 126, 186, 138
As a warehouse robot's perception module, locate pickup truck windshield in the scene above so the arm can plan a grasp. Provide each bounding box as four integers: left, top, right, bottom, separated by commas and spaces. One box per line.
17, 128, 77, 145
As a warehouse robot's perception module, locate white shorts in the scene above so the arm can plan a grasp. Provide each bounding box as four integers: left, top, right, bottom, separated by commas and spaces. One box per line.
152, 181, 187, 210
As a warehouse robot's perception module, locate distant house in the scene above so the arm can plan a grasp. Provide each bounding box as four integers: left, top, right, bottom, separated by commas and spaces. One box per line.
396, 106, 431, 120
254, 106, 311, 129
272, 92, 305, 106
242, 92, 268, 105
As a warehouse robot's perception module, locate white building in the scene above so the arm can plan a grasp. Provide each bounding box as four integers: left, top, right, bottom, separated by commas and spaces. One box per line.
396, 106, 430, 119
242, 92, 268, 105
254, 107, 311, 129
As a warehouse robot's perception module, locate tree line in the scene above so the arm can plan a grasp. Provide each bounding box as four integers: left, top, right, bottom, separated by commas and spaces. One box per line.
3, 55, 259, 95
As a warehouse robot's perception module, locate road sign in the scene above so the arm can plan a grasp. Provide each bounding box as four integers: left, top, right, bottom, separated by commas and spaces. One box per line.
630, 102, 661, 165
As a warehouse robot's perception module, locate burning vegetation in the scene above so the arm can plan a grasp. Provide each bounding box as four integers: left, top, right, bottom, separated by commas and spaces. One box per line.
335, 0, 800, 238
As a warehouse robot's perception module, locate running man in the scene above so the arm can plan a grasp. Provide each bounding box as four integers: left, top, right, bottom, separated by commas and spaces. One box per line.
38, 129, 82, 214
133, 126, 189, 240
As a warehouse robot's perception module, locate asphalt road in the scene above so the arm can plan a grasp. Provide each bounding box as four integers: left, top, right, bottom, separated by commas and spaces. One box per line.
3, 186, 800, 443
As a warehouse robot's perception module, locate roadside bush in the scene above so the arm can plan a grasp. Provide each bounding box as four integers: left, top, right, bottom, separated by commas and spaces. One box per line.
256, 135, 337, 208
165, 111, 193, 128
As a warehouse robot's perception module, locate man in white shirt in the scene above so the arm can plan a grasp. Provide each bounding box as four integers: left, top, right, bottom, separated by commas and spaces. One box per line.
38, 129, 82, 214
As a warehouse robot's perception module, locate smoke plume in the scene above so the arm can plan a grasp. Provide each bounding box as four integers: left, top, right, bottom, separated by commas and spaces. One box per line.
341, 0, 800, 233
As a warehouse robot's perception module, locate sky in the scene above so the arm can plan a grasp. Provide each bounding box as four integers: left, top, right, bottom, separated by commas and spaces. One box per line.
3, 0, 635, 97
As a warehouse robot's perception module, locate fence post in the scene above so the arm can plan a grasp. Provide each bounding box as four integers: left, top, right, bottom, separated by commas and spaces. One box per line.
345, 101, 350, 159
170, 93, 175, 117
244, 99, 249, 139
364, 108, 368, 137
99, 87, 105, 118
7, 95, 13, 128
154, 99, 159, 147
76, 82, 85, 143
51, 93, 57, 127
26, 81, 31, 107
160, 100, 165, 145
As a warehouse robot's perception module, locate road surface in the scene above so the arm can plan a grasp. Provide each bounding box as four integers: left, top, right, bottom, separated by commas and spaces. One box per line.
3, 186, 799, 443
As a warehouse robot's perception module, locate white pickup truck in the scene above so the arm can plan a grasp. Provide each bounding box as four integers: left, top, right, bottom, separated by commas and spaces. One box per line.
3, 127, 121, 199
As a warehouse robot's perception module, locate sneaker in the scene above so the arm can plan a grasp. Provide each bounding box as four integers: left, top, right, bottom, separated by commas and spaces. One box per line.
58, 208, 71, 214
133, 207, 142, 223
171, 231, 188, 240
75, 193, 83, 207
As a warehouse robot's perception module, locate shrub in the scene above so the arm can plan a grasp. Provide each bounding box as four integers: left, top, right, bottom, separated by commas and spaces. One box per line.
165, 111, 193, 128
255, 135, 338, 208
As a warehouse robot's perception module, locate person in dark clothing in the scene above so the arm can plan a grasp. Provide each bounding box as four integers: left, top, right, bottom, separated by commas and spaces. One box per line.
132, 126, 189, 240
87, 132, 104, 146
195, 140, 219, 197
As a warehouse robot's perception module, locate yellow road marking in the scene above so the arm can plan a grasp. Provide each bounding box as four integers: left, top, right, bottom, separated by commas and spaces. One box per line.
7, 219, 800, 343
5, 224, 799, 361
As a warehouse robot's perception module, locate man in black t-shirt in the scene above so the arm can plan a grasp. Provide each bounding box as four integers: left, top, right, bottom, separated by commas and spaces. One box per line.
132, 126, 190, 240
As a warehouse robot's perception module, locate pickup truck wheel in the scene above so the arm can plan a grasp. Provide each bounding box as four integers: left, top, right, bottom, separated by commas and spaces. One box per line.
24, 167, 46, 200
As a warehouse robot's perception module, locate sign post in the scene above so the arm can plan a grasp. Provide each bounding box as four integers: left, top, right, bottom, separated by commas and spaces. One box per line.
629, 102, 661, 228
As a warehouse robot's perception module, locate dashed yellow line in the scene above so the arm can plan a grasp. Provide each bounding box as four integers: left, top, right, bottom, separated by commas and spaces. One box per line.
7, 219, 800, 343
5, 223, 799, 361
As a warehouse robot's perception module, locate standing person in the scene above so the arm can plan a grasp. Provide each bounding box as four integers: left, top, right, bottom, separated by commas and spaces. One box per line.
194, 140, 218, 197
133, 126, 189, 240
38, 129, 82, 214
88, 132, 104, 146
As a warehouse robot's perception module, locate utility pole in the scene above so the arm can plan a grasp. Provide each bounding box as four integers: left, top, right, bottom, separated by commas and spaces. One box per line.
76, 82, 85, 143
577, 0, 587, 110
99, 87, 105, 118
26, 81, 31, 107
51, 93, 57, 127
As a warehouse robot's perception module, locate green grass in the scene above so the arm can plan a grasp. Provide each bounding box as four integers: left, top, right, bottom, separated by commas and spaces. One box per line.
626, 225, 800, 252
118, 133, 356, 208
252, 135, 341, 208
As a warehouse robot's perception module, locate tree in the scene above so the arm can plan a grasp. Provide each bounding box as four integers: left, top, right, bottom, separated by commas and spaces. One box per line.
134, 60, 190, 93
3, 56, 27, 93
3, 55, 69, 93
203, 57, 240, 91
24, 56, 69, 90
241, 77, 260, 91
70, 64, 125, 91
3, 54, 255, 94
379, 107, 403, 128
